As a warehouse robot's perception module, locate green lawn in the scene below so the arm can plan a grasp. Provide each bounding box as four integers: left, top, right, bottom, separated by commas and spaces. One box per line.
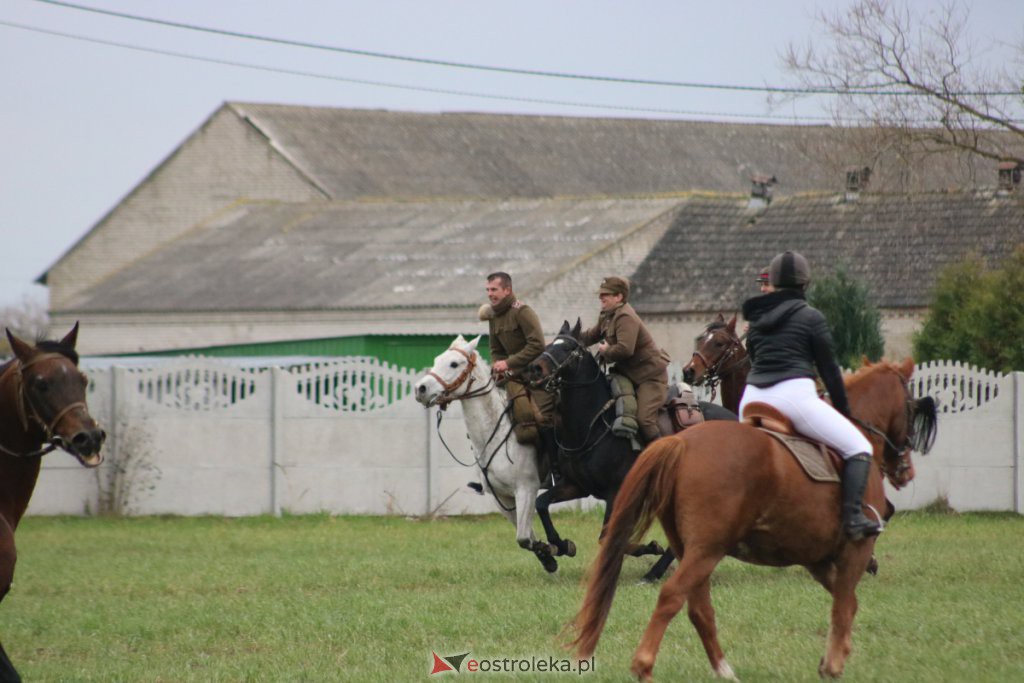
3, 510, 1022, 682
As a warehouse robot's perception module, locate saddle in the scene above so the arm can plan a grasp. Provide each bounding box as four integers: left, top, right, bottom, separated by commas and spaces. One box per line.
742, 402, 842, 483
656, 382, 705, 436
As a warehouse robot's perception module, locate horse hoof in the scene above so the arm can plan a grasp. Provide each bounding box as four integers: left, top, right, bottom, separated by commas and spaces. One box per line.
561, 540, 577, 557
542, 557, 558, 573
646, 541, 665, 556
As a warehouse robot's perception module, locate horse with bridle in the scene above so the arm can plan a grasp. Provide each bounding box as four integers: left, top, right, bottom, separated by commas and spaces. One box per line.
414, 335, 560, 572
682, 314, 749, 416
526, 321, 738, 582
0, 324, 106, 682
572, 358, 938, 680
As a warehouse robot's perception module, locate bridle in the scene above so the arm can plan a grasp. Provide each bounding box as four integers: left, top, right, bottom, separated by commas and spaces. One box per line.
427, 347, 495, 409
533, 335, 615, 455
688, 328, 749, 401
851, 372, 935, 486
533, 335, 603, 394
0, 353, 86, 458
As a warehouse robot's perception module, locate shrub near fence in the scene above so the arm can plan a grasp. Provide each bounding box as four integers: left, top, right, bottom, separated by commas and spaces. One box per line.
26, 357, 1024, 517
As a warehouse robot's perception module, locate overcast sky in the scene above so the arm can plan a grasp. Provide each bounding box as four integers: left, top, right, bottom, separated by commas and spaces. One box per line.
2, 0, 1022, 308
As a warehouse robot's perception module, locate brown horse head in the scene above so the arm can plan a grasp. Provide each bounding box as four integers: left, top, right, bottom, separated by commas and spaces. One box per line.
846, 357, 937, 490
682, 314, 744, 386
4, 323, 105, 467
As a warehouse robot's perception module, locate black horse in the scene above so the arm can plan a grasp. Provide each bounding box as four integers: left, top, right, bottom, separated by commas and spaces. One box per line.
526, 320, 737, 582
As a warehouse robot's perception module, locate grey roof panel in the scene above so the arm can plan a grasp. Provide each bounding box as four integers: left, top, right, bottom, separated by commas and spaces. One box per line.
65, 197, 683, 313
631, 192, 1024, 313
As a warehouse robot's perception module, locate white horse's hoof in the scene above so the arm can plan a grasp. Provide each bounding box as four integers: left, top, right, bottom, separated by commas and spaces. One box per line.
715, 660, 739, 681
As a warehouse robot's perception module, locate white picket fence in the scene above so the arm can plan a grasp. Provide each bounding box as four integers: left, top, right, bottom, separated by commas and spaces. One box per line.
26, 357, 1024, 517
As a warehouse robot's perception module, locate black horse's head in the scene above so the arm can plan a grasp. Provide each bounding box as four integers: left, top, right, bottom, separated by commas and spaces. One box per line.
525, 319, 584, 388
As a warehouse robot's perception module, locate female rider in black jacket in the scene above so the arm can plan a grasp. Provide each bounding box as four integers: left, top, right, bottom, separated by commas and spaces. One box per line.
740, 251, 880, 540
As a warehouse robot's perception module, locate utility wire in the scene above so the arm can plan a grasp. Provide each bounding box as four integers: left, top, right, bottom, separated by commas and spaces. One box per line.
30, 0, 1022, 97
0, 19, 845, 123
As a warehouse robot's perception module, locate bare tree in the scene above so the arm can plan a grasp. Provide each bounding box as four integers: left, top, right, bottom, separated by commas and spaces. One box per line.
784, 0, 1024, 166
0, 295, 49, 353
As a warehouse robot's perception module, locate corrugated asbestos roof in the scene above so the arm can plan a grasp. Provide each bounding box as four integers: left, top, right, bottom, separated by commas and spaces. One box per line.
65, 196, 683, 312
631, 191, 1024, 313
232, 103, 1018, 198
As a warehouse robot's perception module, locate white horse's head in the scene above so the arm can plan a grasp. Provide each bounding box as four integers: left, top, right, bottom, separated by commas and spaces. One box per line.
414, 335, 487, 407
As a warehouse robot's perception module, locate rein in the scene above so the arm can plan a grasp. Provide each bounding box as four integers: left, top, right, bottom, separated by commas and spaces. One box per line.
851, 374, 934, 483
0, 353, 82, 458
433, 392, 518, 512
537, 338, 615, 456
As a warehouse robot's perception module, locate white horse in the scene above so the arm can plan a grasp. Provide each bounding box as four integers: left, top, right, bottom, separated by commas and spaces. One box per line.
414, 335, 558, 572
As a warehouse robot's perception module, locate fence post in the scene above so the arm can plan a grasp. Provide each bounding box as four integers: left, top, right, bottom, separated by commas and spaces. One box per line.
270, 367, 284, 517
109, 366, 123, 470
1015, 372, 1023, 515
426, 406, 435, 516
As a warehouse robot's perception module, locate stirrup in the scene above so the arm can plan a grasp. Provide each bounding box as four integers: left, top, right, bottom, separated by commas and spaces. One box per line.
844, 516, 882, 541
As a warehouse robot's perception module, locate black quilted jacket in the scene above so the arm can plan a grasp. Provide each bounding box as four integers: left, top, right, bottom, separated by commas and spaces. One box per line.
741, 289, 850, 417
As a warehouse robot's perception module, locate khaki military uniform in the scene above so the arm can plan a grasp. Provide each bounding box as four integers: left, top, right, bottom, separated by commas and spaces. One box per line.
581, 302, 670, 443
479, 295, 555, 427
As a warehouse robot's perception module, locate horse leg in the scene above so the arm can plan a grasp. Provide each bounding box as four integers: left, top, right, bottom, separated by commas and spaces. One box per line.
512, 484, 558, 574
640, 549, 676, 583
605, 497, 665, 559
631, 550, 724, 681
535, 482, 584, 558
688, 575, 738, 681
0, 520, 21, 683
814, 547, 872, 679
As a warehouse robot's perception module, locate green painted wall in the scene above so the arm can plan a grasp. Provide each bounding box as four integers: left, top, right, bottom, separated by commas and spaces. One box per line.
142, 334, 491, 370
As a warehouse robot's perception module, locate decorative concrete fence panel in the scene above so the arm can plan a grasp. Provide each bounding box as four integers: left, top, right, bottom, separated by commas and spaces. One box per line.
27, 357, 1023, 517
889, 361, 1022, 513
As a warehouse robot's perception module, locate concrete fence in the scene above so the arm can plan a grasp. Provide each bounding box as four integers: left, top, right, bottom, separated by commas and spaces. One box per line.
26, 357, 1023, 517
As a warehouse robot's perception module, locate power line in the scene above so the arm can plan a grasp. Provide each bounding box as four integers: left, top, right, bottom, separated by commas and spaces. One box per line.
0, 19, 844, 123
31, 0, 1021, 97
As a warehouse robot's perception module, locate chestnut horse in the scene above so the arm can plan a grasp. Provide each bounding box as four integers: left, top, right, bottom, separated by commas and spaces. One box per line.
0, 325, 106, 682
682, 314, 748, 416
573, 358, 937, 680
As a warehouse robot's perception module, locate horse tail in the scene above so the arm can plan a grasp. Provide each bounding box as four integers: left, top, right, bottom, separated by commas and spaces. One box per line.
571, 436, 685, 658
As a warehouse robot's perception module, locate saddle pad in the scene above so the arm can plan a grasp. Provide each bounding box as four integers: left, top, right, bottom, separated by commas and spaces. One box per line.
759, 429, 840, 483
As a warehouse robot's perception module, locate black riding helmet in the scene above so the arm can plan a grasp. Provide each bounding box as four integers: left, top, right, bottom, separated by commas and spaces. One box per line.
768, 250, 810, 289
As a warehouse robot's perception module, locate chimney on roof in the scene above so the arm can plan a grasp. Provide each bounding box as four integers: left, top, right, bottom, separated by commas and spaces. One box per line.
998, 161, 1021, 193
749, 175, 777, 209
844, 166, 872, 201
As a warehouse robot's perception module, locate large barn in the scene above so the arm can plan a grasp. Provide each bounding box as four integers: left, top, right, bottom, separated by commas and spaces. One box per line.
42, 103, 1024, 364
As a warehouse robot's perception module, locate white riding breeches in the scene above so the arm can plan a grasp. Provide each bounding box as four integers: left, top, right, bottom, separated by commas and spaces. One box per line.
739, 378, 872, 459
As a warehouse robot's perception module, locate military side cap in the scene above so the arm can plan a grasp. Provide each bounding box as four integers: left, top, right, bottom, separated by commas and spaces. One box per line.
598, 276, 630, 298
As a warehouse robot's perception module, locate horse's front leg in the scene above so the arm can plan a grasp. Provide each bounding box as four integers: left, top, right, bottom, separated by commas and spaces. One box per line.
0, 519, 22, 683
535, 480, 585, 558
818, 543, 873, 679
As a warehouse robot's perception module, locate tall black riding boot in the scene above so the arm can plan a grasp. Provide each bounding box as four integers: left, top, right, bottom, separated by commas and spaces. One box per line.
842, 454, 882, 541
538, 426, 561, 485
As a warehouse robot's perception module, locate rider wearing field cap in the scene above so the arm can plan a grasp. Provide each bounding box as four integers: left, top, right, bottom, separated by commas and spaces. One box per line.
740, 251, 879, 540
581, 276, 671, 447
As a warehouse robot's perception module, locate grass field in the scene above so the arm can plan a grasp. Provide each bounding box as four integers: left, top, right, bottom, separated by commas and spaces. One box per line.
3, 509, 1022, 682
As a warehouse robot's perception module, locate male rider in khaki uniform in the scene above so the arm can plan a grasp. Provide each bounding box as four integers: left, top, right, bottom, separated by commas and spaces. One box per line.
580, 276, 670, 446
479, 272, 557, 477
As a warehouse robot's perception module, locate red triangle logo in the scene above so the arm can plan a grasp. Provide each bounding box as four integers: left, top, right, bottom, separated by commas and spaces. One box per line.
430, 652, 455, 675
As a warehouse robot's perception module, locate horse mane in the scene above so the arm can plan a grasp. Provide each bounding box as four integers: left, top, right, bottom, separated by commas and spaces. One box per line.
843, 360, 899, 388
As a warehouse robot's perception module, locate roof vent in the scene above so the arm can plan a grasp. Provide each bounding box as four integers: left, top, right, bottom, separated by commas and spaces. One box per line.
845, 166, 872, 201
749, 175, 777, 209
998, 161, 1021, 192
